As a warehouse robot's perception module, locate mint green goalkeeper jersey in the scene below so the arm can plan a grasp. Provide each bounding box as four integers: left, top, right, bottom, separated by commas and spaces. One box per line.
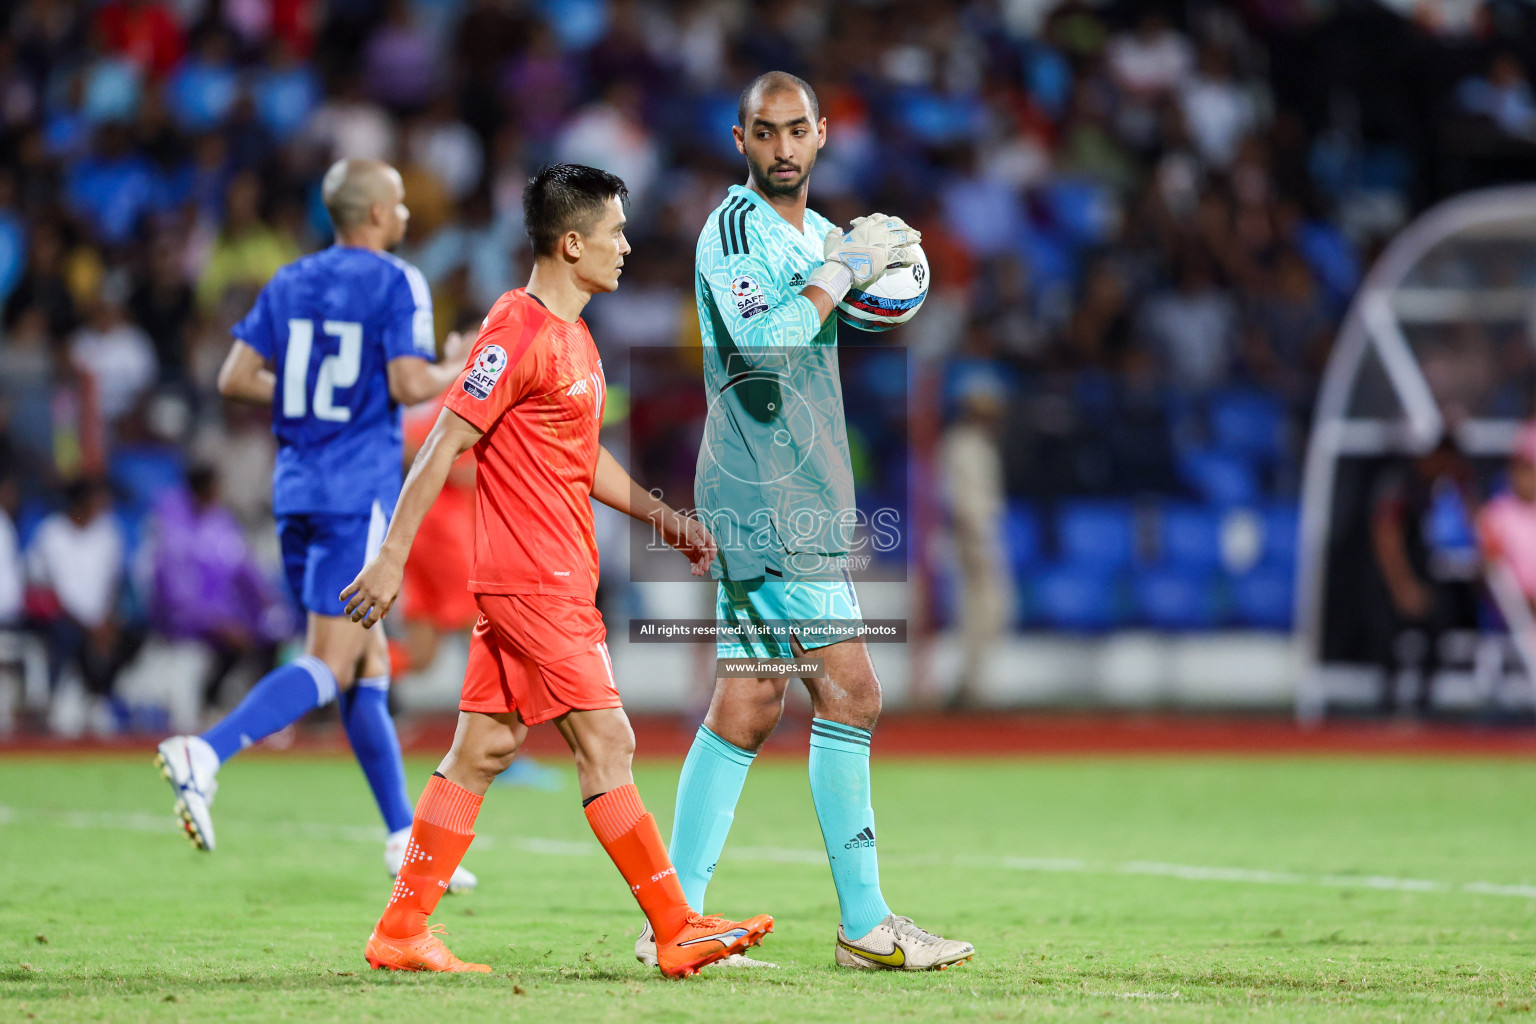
694, 184, 857, 581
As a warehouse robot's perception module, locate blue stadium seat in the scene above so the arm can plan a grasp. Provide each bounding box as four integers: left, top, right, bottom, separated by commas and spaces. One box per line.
1005, 501, 1043, 574
1155, 503, 1224, 570
1230, 565, 1295, 630
1209, 390, 1286, 463
1178, 449, 1261, 506
109, 447, 185, 513
1032, 565, 1123, 630
1261, 503, 1300, 567
1056, 500, 1137, 569
1133, 567, 1223, 630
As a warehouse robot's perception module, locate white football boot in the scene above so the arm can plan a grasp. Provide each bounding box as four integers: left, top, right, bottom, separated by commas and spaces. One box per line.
835, 914, 974, 971
634, 921, 779, 968
155, 735, 219, 851
385, 827, 478, 894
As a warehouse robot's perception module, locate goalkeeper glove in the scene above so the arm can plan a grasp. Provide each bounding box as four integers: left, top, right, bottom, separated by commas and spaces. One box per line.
846, 212, 922, 255
804, 211, 921, 300
805, 214, 923, 302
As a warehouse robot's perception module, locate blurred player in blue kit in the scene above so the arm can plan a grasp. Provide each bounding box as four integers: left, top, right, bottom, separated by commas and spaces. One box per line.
154, 159, 477, 892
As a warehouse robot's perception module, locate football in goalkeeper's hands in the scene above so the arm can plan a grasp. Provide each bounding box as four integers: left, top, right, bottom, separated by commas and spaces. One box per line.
836, 242, 929, 333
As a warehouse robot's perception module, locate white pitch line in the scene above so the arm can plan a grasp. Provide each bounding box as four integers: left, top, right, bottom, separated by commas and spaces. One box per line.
4, 804, 1535, 901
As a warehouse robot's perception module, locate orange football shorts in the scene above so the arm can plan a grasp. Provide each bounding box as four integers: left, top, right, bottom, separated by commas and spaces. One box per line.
458, 594, 621, 725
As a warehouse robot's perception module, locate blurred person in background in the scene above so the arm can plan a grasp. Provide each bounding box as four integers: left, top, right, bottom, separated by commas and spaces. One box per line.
63, 123, 159, 249
164, 28, 240, 133
94, 0, 186, 80
0, 172, 25, 310
1242, 246, 1332, 407
1137, 252, 1236, 392
1369, 437, 1480, 719
147, 464, 293, 722
1457, 51, 1536, 140
5, 222, 79, 340
300, 72, 396, 164
251, 38, 322, 143
1476, 423, 1536, 624
0, 471, 21, 629
69, 274, 157, 428
154, 159, 475, 896
363, 0, 439, 114
0, 307, 56, 469
1106, 10, 1193, 153
194, 171, 299, 314
25, 477, 132, 733
1178, 40, 1259, 171
129, 239, 195, 387
392, 395, 478, 678
0, 302, 105, 485
939, 374, 1013, 708
0, 468, 25, 734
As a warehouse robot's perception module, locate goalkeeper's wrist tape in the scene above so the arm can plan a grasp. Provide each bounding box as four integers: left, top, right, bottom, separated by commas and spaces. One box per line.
805, 260, 854, 303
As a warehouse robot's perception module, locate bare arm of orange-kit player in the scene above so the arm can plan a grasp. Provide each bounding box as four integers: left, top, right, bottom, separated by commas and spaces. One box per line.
590, 446, 716, 577
342, 405, 484, 627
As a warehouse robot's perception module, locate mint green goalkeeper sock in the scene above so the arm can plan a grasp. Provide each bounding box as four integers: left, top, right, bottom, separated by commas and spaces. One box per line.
669, 725, 756, 911
808, 718, 891, 939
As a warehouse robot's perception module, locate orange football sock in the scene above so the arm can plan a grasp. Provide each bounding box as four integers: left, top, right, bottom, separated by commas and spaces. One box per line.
584, 784, 693, 940
377, 773, 482, 940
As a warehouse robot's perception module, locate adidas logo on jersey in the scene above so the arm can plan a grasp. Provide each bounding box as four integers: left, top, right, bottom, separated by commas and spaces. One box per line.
789, 271, 805, 286
566, 380, 589, 396
845, 827, 876, 849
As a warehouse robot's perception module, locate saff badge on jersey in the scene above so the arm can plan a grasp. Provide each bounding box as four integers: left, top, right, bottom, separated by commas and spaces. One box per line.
732, 275, 770, 320
462, 344, 508, 400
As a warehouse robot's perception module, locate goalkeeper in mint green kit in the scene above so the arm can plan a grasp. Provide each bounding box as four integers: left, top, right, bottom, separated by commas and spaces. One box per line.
634, 71, 974, 972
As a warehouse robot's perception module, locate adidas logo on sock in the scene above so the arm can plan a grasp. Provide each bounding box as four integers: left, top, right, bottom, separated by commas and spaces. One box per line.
844, 827, 876, 850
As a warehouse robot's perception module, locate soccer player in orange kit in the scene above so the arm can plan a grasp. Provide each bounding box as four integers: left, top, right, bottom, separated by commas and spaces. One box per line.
341, 163, 773, 977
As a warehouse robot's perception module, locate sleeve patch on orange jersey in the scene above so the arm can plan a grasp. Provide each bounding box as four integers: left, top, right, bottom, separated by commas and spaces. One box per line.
462, 344, 508, 400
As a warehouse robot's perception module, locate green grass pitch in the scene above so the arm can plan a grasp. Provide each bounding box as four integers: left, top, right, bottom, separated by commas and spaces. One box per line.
2, 751, 1536, 1022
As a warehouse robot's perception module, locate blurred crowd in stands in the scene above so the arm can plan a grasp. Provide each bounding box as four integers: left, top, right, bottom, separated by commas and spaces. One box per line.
4, 0, 1536, 728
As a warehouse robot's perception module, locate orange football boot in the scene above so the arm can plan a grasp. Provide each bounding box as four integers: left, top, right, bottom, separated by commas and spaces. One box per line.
364, 924, 491, 973
655, 912, 774, 978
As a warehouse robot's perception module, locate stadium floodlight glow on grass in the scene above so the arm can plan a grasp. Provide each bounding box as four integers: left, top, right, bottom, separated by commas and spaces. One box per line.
1296, 185, 1536, 722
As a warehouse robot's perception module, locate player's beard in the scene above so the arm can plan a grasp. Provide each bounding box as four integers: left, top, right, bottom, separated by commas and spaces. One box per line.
748, 151, 814, 199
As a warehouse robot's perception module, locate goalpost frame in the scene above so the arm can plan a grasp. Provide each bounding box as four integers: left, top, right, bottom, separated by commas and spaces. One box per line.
1294, 186, 1536, 722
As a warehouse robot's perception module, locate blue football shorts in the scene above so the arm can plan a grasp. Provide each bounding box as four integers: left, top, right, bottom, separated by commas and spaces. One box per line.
276, 501, 389, 618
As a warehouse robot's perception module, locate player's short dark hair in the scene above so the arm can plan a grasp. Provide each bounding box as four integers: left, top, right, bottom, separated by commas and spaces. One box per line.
737, 71, 819, 128
523, 163, 629, 258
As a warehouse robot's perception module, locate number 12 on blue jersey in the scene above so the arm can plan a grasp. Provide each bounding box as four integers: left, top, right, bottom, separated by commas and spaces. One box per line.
284, 319, 363, 422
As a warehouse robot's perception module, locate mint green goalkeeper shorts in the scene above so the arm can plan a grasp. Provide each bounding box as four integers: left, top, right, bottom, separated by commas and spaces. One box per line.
714, 569, 865, 659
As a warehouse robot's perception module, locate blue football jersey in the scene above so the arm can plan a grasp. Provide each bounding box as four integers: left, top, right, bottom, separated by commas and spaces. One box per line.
231, 246, 436, 517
